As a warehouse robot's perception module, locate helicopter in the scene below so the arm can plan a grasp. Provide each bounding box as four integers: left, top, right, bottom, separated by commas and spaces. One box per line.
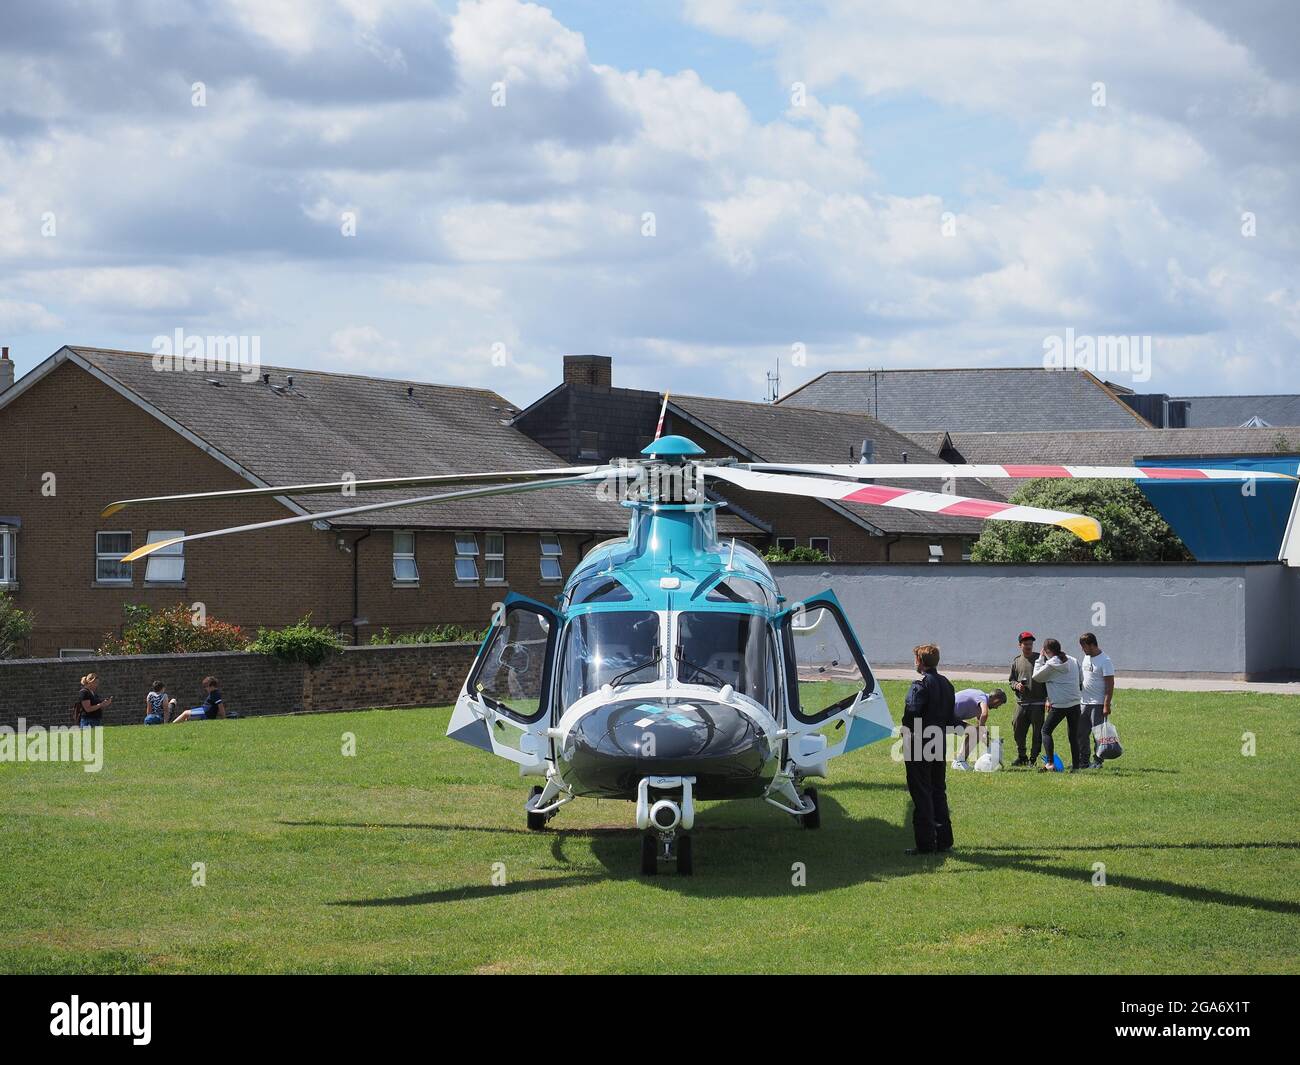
109, 426, 1290, 874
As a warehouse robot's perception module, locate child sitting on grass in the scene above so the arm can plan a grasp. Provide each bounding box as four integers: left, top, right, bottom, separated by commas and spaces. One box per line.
143, 680, 177, 725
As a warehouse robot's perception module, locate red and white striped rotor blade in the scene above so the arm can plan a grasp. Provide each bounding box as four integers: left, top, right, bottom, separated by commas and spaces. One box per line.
706, 466, 1101, 542
742, 462, 1296, 483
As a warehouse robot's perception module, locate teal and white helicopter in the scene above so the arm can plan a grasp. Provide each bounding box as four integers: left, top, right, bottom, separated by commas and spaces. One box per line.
110, 426, 1287, 874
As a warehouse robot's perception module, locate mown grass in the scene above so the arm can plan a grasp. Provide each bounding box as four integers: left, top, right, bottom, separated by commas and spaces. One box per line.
1, 680, 1297, 973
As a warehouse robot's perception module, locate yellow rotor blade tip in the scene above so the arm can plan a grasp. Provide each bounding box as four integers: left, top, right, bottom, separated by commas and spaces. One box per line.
100, 502, 126, 518
120, 538, 180, 563
1060, 516, 1102, 542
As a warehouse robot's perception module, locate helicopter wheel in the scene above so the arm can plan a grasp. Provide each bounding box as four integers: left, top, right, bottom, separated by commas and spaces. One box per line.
676, 832, 693, 875
799, 787, 821, 830
640, 832, 658, 876
526, 785, 548, 831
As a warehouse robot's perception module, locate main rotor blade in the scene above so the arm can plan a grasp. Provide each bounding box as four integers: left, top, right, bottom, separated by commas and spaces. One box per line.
101, 466, 603, 518
118, 474, 602, 563
706, 467, 1102, 542
742, 462, 1297, 483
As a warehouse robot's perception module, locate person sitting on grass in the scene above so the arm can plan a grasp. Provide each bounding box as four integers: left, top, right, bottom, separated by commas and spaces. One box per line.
950, 687, 1007, 770
143, 680, 177, 725
171, 676, 226, 722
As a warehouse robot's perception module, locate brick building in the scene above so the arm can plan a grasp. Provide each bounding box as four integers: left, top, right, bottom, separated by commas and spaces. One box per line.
0, 347, 764, 656
513, 356, 997, 564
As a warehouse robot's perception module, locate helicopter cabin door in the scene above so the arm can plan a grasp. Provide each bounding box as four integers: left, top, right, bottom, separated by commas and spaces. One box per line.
775, 590, 894, 773
447, 593, 559, 773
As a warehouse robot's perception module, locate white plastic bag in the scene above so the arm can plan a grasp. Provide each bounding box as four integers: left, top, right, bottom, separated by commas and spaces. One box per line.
974, 736, 1003, 772
1092, 720, 1123, 760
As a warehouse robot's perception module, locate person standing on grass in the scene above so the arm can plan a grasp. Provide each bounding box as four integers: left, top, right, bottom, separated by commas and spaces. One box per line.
1034, 639, 1085, 772
901, 643, 957, 855
1077, 633, 1115, 769
950, 687, 1007, 770
1008, 631, 1047, 767
74, 673, 113, 728
172, 676, 226, 722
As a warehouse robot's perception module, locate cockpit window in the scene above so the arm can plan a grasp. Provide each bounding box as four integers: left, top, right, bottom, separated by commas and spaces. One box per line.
675, 611, 773, 703
559, 610, 660, 709
564, 574, 633, 608
705, 576, 776, 610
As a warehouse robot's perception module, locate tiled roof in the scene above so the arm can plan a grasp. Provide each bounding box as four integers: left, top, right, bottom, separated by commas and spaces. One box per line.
932, 426, 1300, 498
778, 367, 1151, 431
70, 348, 639, 532
1175, 394, 1300, 429
670, 393, 1001, 535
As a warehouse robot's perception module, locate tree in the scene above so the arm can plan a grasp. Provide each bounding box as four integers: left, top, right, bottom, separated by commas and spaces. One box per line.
99, 603, 250, 656
970, 479, 1192, 563
0, 592, 33, 658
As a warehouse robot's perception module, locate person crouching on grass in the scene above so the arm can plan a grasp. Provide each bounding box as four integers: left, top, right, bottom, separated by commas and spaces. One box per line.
950, 687, 1007, 770
901, 643, 957, 856
171, 676, 226, 722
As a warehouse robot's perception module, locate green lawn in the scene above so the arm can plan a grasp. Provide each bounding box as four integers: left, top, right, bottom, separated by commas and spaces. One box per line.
2, 681, 1298, 974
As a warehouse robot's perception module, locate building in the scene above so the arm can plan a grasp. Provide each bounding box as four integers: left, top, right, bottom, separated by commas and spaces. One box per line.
1170, 394, 1300, 429
1, 346, 718, 657
777, 367, 1152, 431
512, 356, 1005, 563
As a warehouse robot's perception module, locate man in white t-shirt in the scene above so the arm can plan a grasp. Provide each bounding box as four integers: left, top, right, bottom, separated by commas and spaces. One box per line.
1077, 632, 1115, 769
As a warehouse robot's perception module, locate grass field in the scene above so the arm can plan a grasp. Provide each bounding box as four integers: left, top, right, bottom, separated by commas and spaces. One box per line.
2, 680, 1298, 974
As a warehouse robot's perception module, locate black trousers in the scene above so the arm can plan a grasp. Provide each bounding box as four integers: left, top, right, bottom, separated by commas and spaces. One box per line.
1013, 701, 1045, 761
1042, 704, 1083, 768
1078, 704, 1105, 763
904, 755, 952, 852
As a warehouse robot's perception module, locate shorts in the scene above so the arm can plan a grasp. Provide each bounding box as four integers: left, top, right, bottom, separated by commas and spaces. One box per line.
189, 707, 208, 720
144, 713, 163, 725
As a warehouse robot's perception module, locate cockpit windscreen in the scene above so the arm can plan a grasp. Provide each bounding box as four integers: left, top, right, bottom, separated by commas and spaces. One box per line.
559, 610, 660, 709
675, 611, 773, 703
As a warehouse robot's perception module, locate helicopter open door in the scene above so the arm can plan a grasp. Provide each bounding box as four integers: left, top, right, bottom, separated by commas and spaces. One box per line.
447, 593, 559, 774
776, 591, 894, 775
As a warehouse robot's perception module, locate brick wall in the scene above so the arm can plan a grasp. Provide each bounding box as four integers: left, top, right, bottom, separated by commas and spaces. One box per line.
0, 642, 480, 729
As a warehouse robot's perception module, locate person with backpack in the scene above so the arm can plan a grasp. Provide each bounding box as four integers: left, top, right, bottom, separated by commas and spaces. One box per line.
144, 680, 177, 725
74, 673, 113, 728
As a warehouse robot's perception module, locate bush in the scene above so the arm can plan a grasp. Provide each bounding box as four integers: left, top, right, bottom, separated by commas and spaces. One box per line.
970, 479, 1193, 563
99, 603, 249, 656
0, 592, 33, 659
369, 624, 487, 646
250, 616, 343, 667
763, 545, 830, 563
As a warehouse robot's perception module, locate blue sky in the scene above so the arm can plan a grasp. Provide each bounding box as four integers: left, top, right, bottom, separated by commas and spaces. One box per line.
1, 0, 1296, 406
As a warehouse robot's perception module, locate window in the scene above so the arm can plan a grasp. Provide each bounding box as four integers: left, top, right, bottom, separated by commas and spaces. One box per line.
776, 537, 796, 553
539, 534, 562, 581
809, 537, 831, 558
454, 532, 479, 583
484, 532, 505, 583
144, 530, 185, 583
0, 526, 14, 586
675, 611, 773, 702
563, 574, 632, 608
392, 530, 419, 583
96, 532, 132, 584
558, 610, 660, 710
59, 649, 94, 659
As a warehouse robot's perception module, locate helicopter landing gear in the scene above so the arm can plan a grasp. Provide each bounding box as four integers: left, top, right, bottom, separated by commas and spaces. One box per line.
798, 786, 821, 830
640, 828, 693, 875
526, 784, 557, 831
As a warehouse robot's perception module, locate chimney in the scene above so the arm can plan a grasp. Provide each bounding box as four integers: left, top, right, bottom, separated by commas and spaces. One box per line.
563, 354, 612, 389
0, 347, 13, 394
859, 438, 874, 464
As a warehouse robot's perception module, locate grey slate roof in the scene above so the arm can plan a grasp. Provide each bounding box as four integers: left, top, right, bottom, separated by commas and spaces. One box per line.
71, 347, 641, 532
1175, 395, 1300, 429
670, 393, 1002, 536
778, 368, 1152, 431
931, 426, 1300, 499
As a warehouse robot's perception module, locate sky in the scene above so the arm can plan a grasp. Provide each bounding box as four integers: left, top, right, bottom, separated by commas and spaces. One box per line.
1, 0, 1297, 407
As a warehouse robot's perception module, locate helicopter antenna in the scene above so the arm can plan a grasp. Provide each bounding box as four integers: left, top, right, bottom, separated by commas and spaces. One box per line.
654, 391, 670, 440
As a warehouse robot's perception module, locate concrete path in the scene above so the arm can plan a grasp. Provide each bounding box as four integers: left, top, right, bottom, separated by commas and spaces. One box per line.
872, 668, 1300, 696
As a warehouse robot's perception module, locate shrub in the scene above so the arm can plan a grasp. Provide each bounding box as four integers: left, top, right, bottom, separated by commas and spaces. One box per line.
763, 545, 830, 563
99, 603, 249, 656
250, 616, 343, 667
0, 592, 33, 659
369, 623, 488, 646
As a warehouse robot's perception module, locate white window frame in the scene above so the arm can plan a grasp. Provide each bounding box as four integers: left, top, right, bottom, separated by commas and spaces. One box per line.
96, 531, 133, 584
59, 648, 95, 659
454, 532, 479, 584
809, 537, 831, 558
144, 530, 186, 584
0, 525, 15, 587
484, 531, 506, 584
539, 533, 562, 581
392, 530, 419, 585
775, 536, 796, 553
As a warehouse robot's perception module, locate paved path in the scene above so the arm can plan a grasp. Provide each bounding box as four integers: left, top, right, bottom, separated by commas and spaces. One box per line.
872, 668, 1300, 695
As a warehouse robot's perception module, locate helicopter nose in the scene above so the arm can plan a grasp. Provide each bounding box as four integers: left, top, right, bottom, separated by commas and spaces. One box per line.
559, 696, 772, 798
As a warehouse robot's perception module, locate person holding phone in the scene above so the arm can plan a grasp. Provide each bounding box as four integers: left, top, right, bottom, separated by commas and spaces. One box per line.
75, 673, 113, 728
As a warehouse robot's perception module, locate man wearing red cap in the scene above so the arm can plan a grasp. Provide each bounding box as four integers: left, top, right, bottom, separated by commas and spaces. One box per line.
1008, 632, 1047, 766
